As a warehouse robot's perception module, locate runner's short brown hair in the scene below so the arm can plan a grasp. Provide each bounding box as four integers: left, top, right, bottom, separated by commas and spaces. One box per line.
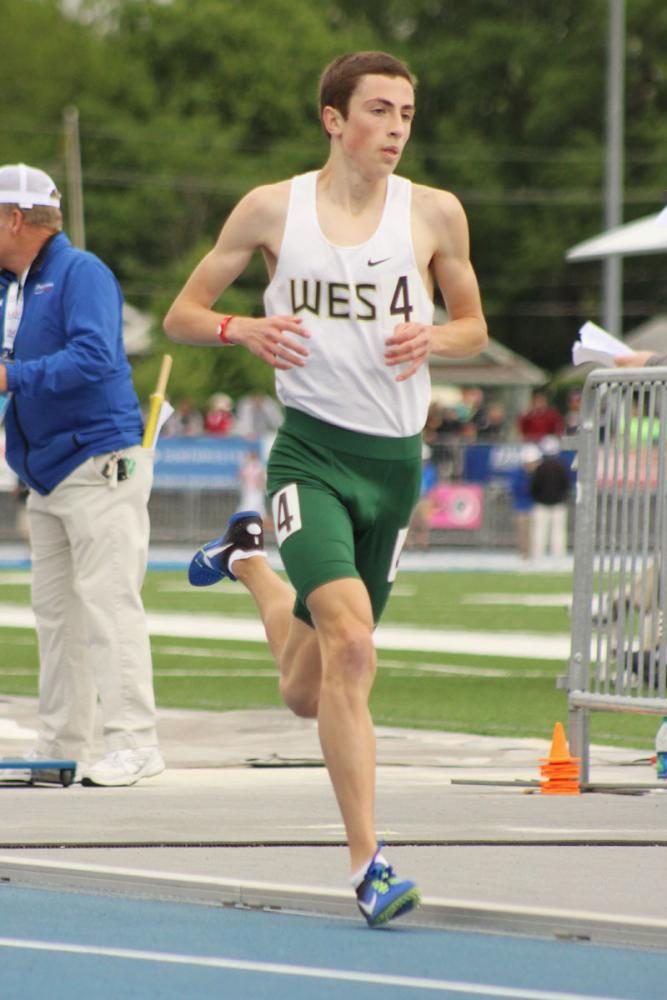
319, 51, 416, 120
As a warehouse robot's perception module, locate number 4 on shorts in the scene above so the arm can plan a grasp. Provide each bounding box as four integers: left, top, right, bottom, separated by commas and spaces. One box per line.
271, 483, 302, 547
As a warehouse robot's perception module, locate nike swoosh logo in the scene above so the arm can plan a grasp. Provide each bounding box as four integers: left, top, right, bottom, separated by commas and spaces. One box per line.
358, 893, 377, 916
367, 257, 391, 267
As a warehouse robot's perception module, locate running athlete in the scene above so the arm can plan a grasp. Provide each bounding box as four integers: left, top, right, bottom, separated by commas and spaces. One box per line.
163, 50, 487, 926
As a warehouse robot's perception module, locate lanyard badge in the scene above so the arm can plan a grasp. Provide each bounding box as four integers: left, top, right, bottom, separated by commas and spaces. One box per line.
2, 280, 24, 361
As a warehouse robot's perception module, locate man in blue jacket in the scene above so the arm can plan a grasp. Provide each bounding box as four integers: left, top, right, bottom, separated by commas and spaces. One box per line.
0, 163, 163, 786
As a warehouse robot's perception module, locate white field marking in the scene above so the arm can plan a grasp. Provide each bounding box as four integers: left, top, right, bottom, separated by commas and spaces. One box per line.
0, 573, 31, 586
0, 664, 545, 681
382, 666, 554, 679
378, 659, 553, 678
158, 650, 518, 672
0, 938, 624, 1000
0, 665, 552, 681
384, 585, 417, 597
374, 624, 570, 660
152, 669, 275, 678
383, 663, 509, 677
0, 604, 571, 660
0, 659, 547, 681
463, 593, 572, 608
152, 644, 274, 661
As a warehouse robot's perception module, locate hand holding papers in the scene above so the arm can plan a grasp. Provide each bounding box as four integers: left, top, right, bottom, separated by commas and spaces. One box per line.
571, 321, 634, 367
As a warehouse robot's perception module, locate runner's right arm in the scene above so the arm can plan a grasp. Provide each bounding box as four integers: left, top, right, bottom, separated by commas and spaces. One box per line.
163, 185, 310, 370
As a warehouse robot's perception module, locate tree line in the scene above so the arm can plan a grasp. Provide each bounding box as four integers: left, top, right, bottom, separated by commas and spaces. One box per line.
2, 0, 666, 405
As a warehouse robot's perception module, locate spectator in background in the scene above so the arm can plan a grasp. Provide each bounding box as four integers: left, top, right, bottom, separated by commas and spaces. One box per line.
421, 401, 446, 471
457, 386, 486, 430
234, 390, 283, 440
529, 435, 571, 560
436, 404, 463, 439
476, 400, 506, 442
518, 389, 564, 442
162, 397, 203, 437
204, 392, 234, 435
460, 420, 478, 444
509, 443, 540, 560
407, 443, 438, 549
237, 447, 267, 518
563, 388, 582, 437
422, 400, 443, 449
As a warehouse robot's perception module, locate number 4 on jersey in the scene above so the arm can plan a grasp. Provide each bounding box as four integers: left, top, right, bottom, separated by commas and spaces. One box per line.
272, 483, 302, 547
389, 275, 413, 323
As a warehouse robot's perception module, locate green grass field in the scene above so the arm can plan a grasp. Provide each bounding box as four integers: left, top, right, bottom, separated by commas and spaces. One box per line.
0, 567, 658, 750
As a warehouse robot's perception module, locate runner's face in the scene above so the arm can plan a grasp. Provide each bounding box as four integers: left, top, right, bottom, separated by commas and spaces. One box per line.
340, 74, 415, 172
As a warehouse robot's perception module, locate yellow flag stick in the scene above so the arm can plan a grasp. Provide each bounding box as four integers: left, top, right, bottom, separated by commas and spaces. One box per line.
142, 353, 173, 448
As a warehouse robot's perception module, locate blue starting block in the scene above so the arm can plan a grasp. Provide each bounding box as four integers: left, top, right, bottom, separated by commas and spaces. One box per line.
0, 758, 77, 786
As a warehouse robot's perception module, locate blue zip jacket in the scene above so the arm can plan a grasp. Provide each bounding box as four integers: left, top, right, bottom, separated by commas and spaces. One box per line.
1, 232, 144, 495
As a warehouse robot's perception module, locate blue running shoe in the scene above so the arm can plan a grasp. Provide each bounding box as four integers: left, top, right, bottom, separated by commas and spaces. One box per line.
188, 511, 264, 586
356, 844, 421, 927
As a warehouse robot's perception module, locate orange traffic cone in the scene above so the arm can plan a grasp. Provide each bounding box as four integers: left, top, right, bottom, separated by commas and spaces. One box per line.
539, 722, 581, 795
547, 722, 570, 762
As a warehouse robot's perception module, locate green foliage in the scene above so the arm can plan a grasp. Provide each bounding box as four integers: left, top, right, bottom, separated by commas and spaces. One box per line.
2, 0, 667, 398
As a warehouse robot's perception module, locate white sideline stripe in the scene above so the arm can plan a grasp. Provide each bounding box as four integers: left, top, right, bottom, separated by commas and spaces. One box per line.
0, 938, 622, 999
464, 593, 573, 608
4, 855, 666, 934
0, 604, 570, 660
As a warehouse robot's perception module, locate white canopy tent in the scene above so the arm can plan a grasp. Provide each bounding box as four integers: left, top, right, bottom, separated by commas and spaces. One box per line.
566, 207, 667, 261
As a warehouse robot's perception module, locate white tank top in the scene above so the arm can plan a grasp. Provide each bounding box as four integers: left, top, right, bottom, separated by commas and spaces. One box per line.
264, 171, 434, 437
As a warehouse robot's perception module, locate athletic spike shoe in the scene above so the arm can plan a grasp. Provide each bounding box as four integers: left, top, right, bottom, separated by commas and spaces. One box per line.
356, 845, 421, 928
188, 511, 264, 586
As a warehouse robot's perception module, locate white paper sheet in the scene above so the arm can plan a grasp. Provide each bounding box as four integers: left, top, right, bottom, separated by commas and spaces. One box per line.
153, 400, 174, 447
571, 321, 634, 367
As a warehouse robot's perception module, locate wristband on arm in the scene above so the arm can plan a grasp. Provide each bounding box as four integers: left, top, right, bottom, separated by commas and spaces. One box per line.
217, 315, 236, 345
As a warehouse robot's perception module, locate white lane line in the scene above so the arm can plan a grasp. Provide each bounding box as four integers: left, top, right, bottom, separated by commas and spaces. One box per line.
463, 594, 572, 608
0, 573, 31, 585
0, 604, 570, 660
152, 645, 274, 660
0, 937, 623, 999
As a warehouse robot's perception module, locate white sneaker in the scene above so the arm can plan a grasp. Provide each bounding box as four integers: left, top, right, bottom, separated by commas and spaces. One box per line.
83, 746, 165, 787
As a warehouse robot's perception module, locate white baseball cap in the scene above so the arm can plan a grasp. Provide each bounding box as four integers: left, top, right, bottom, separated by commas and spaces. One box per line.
540, 435, 561, 456
0, 163, 61, 209
521, 443, 542, 464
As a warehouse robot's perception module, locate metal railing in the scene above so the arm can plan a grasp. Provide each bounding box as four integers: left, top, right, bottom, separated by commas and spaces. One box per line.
568, 367, 667, 782
0, 475, 576, 549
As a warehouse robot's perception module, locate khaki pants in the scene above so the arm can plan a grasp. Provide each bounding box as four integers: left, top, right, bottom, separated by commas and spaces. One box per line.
531, 503, 567, 560
27, 446, 158, 761
514, 511, 532, 560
